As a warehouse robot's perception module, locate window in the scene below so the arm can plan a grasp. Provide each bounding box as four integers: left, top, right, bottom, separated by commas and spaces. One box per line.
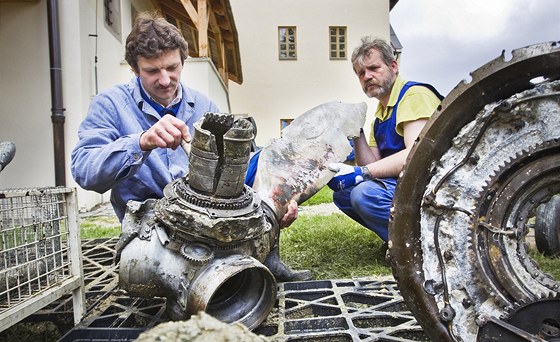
104, 0, 122, 41
278, 27, 297, 60
329, 26, 346, 59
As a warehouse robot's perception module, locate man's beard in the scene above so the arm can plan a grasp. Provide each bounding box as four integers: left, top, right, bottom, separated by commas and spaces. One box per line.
366, 73, 396, 99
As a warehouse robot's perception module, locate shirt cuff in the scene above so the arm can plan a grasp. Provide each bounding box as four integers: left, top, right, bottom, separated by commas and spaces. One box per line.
126, 132, 151, 163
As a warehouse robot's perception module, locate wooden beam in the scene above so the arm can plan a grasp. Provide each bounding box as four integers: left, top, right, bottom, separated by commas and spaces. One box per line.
179, 0, 199, 28
211, 0, 226, 16
208, 11, 226, 77
219, 38, 227, 82
224, 39, 234, 49
198, 0, 209, 57
216, 14, 230, 30
160, 0, 193, 26
149, 0, 161, 12
208, 7, 220, 34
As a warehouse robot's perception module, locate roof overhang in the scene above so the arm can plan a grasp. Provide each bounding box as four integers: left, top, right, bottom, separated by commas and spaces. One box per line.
154, 0, 243, 85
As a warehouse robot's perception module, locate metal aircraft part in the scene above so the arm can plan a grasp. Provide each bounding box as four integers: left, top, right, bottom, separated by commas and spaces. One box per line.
535, 194, 560, 257
253, 101, 367, 220
188, 112, 255, 197
0, 141, 16, 173
116, 113, 277, 330
389, 41, 560, 341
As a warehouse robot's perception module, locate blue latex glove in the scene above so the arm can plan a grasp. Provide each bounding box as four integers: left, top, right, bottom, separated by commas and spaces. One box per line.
327, 163, 364, 191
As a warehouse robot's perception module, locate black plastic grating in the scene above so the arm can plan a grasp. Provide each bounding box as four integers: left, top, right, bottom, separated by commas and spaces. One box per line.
255, 278, 428, 341
52, 239, 427, 341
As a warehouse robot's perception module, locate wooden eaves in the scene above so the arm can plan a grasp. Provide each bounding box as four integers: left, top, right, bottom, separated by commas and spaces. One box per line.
154, 0, 243, 86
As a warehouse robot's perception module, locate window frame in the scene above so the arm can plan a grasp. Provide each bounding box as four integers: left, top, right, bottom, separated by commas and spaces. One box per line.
278, 26, 297, 60
329, 26, 347, 60
104, 0, 122, 42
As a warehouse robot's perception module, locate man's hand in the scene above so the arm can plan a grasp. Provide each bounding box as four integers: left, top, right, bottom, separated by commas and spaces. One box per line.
140, 114, 191, 151
279, 199, 298, 228
327, 163, 364, 191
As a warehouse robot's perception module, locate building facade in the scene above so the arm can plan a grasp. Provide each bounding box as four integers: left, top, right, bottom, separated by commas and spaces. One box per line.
0, 0, 395, 211
228, 0, 393, 147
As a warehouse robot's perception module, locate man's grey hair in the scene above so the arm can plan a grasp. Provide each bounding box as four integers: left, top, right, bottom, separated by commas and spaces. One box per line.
351, 37, 395, 73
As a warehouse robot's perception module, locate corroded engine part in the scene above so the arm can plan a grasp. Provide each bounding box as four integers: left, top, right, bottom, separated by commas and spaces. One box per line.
535, 194, 560, 256
389, 42, 560, 341
0, 141, 16, 173
117, 113, 278, 330
188, 113, 254, 197
118, 209, 277, 329
155, 180, 270, 244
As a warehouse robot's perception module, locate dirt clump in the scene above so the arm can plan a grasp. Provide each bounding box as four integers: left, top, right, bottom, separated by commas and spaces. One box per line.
135, 311, 269, 341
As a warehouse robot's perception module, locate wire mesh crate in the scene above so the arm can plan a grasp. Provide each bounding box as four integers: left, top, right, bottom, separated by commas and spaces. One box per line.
0, 187, 85, 332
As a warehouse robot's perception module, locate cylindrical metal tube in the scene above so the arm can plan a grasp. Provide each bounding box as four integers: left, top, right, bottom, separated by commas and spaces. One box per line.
187, 254, 277, 330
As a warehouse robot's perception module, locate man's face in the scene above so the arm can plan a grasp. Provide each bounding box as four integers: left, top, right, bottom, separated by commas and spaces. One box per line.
135, 49, 183, 107
355, 49, 398, 100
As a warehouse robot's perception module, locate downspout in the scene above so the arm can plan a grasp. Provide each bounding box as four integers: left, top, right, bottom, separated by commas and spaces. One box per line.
47, 0, 66, 186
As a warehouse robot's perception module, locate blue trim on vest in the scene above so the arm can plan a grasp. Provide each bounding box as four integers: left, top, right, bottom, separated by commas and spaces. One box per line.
137, 77, 182, 116
373, 81, 443, 158
245, 149, 261, 187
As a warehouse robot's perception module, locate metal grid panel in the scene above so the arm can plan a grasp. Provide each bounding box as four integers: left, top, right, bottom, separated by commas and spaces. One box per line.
258, 278, 428, 341
58, 238, 426, 342
0, 187, 85, 332
36, 239, 121, 324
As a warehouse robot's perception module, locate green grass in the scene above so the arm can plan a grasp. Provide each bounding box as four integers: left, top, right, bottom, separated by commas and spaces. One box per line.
300, 186, 333, 206
0, 321, 66, 342
280, 213, 390, 279
80, 216, 120, 239
529, 250, 560, 280
75, 198, 560, 282
279, 213, 560, 280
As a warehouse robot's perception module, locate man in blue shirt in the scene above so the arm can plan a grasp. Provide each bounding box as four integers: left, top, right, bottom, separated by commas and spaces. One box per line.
71, 12, 217, 222
72, 12, 306, 281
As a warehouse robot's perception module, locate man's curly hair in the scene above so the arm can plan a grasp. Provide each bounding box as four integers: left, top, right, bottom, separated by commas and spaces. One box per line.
125, 11, 188, 73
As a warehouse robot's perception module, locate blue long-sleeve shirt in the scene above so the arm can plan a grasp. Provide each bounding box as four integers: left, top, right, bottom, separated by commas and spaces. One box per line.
71, 78, 219, 222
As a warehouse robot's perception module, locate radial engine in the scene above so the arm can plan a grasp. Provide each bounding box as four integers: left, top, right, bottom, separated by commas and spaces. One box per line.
390, 41, 560, 341
115, 113, 278, 330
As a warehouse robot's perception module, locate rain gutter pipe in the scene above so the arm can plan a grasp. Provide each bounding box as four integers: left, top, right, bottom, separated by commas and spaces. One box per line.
47, 0, 66, 186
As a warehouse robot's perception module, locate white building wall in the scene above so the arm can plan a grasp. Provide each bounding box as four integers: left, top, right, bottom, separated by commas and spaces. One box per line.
66, 0, 138, 210
0, 0, 131, 209
0, 1, 53, 189
183, 58, 231, 113
229, 0, 389, 146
